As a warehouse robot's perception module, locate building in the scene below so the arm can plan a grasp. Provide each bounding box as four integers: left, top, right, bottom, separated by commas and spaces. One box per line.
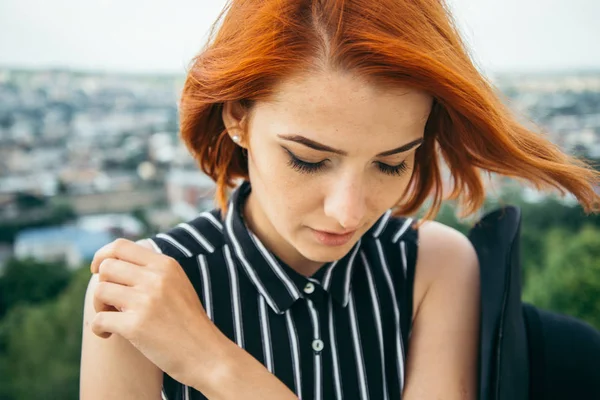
165, 168, 216, 221
13, 226, 115, 269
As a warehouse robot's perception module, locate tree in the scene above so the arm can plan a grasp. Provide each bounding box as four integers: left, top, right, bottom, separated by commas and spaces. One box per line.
14, 193, 47, 210
0, 267, 90, 400
0, 258, 71, 318
523, 226, 600, 330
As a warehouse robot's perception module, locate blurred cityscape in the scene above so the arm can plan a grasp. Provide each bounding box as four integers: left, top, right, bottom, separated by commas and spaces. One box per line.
1, 67, 600, 398
0, 68, 600, 273
0, 69, 217, 272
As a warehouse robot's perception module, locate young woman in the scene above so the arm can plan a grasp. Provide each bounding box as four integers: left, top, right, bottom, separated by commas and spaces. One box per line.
80, 1, 599, 399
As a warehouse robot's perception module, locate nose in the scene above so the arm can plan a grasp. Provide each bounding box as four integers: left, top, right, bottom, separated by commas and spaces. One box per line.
323, 176, 366, 231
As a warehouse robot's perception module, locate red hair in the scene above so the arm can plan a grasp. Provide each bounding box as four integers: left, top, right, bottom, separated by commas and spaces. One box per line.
179, 0, 600, 219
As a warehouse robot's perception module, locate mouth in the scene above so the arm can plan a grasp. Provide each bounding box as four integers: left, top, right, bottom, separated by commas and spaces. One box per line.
310, 228, 356, 247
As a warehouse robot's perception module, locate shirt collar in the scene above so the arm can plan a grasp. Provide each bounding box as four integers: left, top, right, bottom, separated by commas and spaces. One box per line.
222, 181, 365, 314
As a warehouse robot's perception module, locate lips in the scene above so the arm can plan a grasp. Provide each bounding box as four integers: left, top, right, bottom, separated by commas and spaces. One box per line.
311, 228, 356, 247
318, 229, 355, 235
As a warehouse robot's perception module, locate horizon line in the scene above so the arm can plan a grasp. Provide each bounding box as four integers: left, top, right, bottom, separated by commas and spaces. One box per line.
2, 63, 600, 78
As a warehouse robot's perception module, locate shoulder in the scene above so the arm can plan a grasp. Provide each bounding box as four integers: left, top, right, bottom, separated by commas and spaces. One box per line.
416, 220, 478, 280
370, 213, 478, 318
413, 220, 479, 318
143, 209, 225, 260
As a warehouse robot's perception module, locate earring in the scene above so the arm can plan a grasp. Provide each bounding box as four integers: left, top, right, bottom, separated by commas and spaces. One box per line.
232, 135, 240, 143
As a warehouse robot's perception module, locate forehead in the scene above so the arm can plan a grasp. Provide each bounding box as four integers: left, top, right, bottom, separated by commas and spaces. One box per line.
252, 69, 433, 139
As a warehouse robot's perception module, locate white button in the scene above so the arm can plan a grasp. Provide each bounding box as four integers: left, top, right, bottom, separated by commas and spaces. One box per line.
312, 339, 324, 352
304, 282, 315, 294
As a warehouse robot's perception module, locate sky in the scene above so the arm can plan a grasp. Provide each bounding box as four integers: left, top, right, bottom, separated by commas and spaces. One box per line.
0, 0, 599, 75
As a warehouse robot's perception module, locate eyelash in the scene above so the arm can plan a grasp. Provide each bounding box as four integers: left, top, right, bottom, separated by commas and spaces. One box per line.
286, 151, 409, 177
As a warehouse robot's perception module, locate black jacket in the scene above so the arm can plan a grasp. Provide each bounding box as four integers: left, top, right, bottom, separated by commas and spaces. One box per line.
468, 206, 600, 400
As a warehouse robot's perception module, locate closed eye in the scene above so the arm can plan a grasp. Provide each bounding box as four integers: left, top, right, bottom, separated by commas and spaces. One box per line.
284, 147, 410, 177
376, 161, 409, 176
285, 149, 327, 173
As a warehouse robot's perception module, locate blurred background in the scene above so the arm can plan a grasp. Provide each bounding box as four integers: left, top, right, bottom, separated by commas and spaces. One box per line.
0, 0, 599, 398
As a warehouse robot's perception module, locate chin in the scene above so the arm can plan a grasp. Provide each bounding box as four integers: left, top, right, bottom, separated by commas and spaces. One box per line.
296, 238, 359, 263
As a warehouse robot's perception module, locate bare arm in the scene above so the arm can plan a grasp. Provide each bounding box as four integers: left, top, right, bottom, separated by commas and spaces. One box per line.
80, 240, 163, 400
403, 221, 480, 400
197, 342, 298, 399
82, 238, 297, 399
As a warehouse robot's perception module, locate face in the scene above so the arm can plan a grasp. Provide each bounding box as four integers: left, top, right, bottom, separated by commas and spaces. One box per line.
223, 69, 433, 272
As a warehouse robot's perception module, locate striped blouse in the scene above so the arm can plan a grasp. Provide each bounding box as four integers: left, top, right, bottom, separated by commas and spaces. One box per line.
148, 181, 419, 400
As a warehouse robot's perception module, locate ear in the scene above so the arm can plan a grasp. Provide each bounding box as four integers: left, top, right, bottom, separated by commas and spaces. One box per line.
222, 101, 250, 147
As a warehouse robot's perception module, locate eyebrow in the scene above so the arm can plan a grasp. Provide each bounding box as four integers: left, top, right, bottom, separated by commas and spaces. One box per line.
277, 134, 423, 157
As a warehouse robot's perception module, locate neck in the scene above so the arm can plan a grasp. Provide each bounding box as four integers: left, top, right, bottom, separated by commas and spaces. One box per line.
242, 192, 323, 277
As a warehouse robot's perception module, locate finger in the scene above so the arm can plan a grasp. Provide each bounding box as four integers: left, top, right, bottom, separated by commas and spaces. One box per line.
98, 257, 144, 287
93, 281, 133, 314
91, 310, 133, 339
91, 238, 159, 273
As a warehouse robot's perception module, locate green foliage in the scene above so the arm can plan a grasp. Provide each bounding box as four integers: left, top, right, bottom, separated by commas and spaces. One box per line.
523, 226, 600, 330
0, 258, 71, 318
14, 193, 47, 209
0, 267, 90, 400
519, 197, 600, 232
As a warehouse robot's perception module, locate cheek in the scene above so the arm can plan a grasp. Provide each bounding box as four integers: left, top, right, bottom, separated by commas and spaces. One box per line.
366, 169, 414, 212
247, 143, 320, 223
248, 142, 303, 193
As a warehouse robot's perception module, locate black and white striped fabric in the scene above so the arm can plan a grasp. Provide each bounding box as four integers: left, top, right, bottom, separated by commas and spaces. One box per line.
149, 181, 418, 400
